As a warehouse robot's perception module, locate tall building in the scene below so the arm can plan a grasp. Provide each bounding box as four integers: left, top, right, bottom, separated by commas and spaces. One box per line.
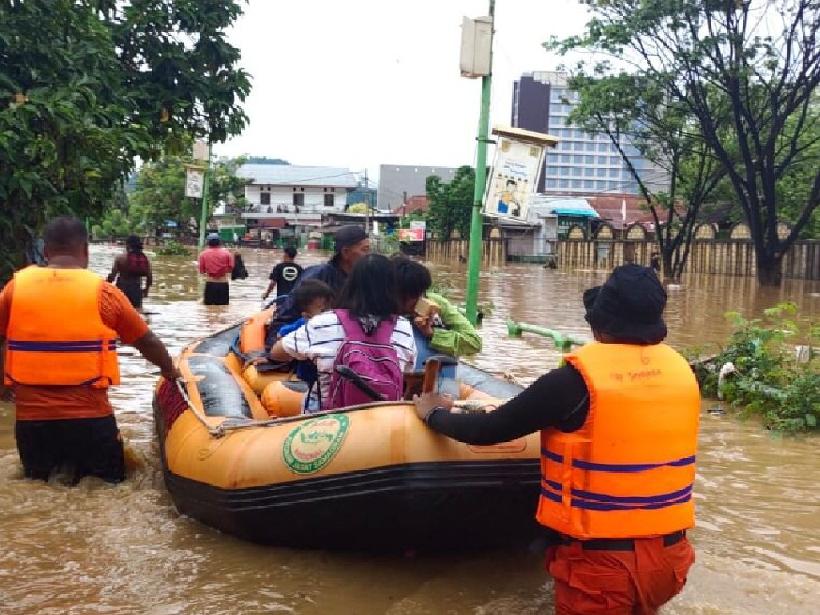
511, 71, 657, 195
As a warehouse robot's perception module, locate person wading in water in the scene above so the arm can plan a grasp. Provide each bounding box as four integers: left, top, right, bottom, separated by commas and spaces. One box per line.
0, 216, 179, 484
414, 264, 700, 615
107, 235, 152, 310
198, 233, 235, 305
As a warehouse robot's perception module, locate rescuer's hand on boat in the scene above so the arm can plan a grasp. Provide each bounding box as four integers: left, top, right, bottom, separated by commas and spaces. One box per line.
413, 392, 453, 422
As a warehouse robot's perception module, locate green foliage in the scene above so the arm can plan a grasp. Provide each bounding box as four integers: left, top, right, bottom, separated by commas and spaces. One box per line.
699, 303, 819, 433
548, 0, 820, 284
346, 203, 368, 214
0, 0, 250, 282
564, 71, 729, 281
116, 152, 249, 237
245, 156, 290, 165
155, 241, 190, 256
425, 166, 474, 240
398, 211, 426, 229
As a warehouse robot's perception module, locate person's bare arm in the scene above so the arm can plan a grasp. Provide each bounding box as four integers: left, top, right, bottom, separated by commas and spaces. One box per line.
143, 258, 152, 298
132, 330, 179, 380
107, 255, 122, 283
262, 279, 276, 299
268, 339, 292, 363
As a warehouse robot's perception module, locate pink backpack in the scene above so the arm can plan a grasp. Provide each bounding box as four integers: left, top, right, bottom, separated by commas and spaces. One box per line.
325, 309, 402, 409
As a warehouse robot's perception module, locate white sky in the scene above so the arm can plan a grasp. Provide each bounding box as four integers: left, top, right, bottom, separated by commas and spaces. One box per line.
215, 0, 591, 180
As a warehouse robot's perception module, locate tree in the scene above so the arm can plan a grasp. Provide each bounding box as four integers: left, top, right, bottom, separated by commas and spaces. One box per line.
97, 153, 250, 238
0, 0, 250, 282
550, 0, 820, 285
425, 166, 475, 240
564, 72, 728, 282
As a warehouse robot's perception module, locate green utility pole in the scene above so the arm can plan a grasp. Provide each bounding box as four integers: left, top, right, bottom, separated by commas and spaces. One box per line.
197, 142, 213, 249
464, 0, 495, 325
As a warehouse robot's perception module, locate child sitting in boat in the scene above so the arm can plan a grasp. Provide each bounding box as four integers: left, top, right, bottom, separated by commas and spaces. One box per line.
273, 279, 334, 412
266, 254, 417, 411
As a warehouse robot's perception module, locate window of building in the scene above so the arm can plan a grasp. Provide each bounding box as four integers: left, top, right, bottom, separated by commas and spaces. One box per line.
573, 154, 584, 164
324, 193, 334, 207
260, 192, 270, 206
583, 179, 594, 189
597, 156, 608, 165
585, 142, 596, 152
584, 155, 594, 164
561, 154, 572, 163
560, 167, 571, 176
596, 168, 607, 177
572, 179, 584, 189
573, 129, 585, 138
574, 142, 585, 151
611, 156, 622, 166
609, 168, 619, 178
559, 179, 569, 188
293, 192, 305, 207
584, 167, 595, 177
550, 103, 563, 112
595, 180, 607, 190
546, 178, 558, 188
598, 142, 609, 152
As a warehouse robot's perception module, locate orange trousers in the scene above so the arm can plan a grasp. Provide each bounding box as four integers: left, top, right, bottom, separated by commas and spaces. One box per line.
546, 536, 695, 615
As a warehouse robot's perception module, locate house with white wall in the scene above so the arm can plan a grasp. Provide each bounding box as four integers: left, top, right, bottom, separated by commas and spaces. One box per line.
236, 164, 359, 237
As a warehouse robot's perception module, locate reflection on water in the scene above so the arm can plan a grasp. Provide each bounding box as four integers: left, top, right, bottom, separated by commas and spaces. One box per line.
0, 246, 817, 614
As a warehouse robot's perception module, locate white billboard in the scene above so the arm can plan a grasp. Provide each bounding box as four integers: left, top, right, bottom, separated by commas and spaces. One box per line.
483, 137, 546, 221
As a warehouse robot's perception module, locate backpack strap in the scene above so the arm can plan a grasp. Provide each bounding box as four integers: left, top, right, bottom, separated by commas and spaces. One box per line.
334, 310, 397, 344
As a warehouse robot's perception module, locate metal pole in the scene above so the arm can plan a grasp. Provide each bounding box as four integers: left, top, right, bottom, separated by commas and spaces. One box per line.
364, 168, 370, 237
197, 143, 213, 249
464, 0, 495, 325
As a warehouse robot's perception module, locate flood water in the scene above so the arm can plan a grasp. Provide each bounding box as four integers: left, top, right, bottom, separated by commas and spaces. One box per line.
0, 246, 818, 614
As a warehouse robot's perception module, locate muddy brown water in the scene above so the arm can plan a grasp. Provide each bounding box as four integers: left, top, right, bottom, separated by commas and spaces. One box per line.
0, 246, 817, 614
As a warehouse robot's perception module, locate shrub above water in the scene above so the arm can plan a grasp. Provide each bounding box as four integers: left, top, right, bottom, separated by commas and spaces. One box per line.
696, 302, 818, 433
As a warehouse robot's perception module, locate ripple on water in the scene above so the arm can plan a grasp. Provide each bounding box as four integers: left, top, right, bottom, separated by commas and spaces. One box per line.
0, 245, 818, 614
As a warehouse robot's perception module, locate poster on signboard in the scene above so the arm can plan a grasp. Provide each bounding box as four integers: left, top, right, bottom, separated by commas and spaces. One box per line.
483, 137, 545, 221
185, 167, 204, 198
397, 220, 426, 242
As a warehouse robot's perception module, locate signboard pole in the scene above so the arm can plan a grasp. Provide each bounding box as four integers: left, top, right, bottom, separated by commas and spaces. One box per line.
465, 0, 495, 325
197, 142, 212, 249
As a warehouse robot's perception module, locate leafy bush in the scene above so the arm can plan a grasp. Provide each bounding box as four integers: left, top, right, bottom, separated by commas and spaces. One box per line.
699, 302, 818, 432
155, 241, 189, 256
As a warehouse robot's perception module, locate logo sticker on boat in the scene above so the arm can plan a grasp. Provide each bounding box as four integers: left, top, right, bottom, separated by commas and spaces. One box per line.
283, 415, 350, 475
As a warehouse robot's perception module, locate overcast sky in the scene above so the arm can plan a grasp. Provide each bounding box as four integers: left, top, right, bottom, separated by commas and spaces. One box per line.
215, 1, 591, 179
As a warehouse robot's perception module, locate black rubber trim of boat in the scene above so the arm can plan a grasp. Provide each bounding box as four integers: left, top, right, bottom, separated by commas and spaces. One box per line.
162, 459, 544, 550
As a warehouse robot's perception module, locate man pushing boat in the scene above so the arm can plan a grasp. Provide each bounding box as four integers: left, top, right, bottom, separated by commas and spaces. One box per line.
414, 264, 700, 615
0, 216, 179, 484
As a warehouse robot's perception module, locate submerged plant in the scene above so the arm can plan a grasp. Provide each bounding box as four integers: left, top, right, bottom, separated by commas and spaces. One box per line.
699, 303, 818, 433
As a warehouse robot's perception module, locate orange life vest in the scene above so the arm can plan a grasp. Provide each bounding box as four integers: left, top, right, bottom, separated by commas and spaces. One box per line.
4, 267, 120, 388
536, 342, 700, 539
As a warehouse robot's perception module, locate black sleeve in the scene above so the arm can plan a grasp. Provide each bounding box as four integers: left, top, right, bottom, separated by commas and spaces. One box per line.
269, 263, 283, 281
427, 364, 590, 445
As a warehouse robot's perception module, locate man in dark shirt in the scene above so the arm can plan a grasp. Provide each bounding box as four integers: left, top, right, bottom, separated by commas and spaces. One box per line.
265, 225, 370, 348
263, 246, 303, 300
414, 264, 699, 615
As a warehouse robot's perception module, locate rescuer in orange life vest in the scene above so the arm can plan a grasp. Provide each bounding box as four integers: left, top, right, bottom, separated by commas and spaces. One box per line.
415, 264, 700, 615
0, 217, 180, 484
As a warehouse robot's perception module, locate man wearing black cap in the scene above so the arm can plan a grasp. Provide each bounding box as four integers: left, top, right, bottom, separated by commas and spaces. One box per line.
414, 264, 700, 615
265, 225, 369, 347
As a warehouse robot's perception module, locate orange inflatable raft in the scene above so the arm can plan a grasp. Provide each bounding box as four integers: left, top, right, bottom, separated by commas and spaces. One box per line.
154, 312, 540, 549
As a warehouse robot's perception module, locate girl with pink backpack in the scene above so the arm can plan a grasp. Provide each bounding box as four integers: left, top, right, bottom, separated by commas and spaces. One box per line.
266, 254, 416, 411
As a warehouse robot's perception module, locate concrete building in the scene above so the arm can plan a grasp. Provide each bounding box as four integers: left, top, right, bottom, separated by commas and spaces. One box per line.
377, 164, 459, 211
236, 164, 359, 239
511, 71, 663, 196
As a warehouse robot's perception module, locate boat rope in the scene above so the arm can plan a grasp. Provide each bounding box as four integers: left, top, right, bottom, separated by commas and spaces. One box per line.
173, 378, 400, 438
